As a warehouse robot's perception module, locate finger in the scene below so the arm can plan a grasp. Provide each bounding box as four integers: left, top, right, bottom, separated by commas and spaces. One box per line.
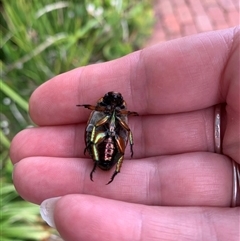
10, 124, 85, 164
29, 28, 237, 126
222, 28, 240, 163
50, 195, 239, 241
10, 107, 215, 164
13, 152, 232, 206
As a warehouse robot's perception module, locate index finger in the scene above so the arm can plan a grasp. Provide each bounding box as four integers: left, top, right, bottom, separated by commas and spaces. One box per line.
29, 28, 236, 126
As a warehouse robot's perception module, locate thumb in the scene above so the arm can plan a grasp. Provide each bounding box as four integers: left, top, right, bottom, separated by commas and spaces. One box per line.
40, 194, 238, 241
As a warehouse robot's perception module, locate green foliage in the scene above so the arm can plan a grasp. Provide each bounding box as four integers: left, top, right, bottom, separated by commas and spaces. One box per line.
0, 182, 52, 240
0, 0, 153, 240
1, 0, 153, 138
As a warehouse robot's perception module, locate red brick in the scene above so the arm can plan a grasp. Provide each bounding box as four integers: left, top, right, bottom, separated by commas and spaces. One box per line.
217, 23, 232, 29
218, 0, 237, 11
231, 0, 239, 10
177, 5, 193, 24
163, 13, 181, 35
188, 0, 206, 15
202, 0, 218, 5
182, 23, 198, 36
145, 0, 239, 48
195, 15, 213, 31
207, 6, 228, 27
171, 0, 186, 7
227, 10, 240, 26
158, 0, 174, 15
154, 30, 167, 42
168, 33, 182, 40
145, 21, 167, 46
155, 23, 167, 35
146, 29, 166, 46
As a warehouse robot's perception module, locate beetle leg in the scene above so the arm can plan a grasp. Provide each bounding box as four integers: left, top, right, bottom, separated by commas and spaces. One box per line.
88, 115, 109, 144
84, 146, 88, 155
128, 111, 139, 116
95, 115, 109, 127
90, 162, 97, 181
128, 131, 134, 157
89, 123, 107, 181
92, 132, 106, 161
88, 116, 108, 159
114, 134, 126, 154
77, 104, 96, 110
106, 171, 117, 185
106, 135, 124, 185
116, 117, 135, 157
77, 104, 106, 112
119, 110, 139, 116
87, 122, 107, 182
106, 155, 124, 185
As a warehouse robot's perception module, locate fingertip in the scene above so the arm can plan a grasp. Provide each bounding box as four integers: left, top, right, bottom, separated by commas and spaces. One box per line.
28, 81, 52, 125
28, 68, 84, 126
10, 128, 30, 164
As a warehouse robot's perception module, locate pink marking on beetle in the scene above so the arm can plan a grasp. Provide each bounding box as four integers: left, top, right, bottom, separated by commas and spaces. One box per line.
104, 137, 115, 161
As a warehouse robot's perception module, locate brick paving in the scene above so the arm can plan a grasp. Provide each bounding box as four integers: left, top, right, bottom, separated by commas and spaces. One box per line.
146, 0, 239, 46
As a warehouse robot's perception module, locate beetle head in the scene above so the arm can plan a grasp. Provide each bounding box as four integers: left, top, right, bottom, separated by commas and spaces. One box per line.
103, 92, 125, 108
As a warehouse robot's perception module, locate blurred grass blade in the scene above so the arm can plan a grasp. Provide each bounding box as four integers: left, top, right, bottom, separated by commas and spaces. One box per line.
2, 225, 50, 240
36, 1, 70, 18
0, 129, 11, 149
0, 80, 29, 111
5, 33, 67, 73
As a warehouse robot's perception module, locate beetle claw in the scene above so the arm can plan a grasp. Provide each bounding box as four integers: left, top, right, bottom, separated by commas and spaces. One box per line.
106, 171, 118, 185
84, 148, 87, 155
106, 179, 113, 185
90, 162, 97, 182
130, 145, 134, 158
90, 172, 94, 182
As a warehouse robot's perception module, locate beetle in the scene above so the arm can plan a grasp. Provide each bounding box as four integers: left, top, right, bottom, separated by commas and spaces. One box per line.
77, 91, 138, 184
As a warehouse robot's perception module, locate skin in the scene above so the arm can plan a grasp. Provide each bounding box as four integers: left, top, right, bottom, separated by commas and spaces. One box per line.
10, 27, 239, 241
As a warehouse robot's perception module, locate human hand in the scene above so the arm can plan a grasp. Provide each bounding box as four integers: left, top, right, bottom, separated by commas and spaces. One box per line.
10, 27, 239, 241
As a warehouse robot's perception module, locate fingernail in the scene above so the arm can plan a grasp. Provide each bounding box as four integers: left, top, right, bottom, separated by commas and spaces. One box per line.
40, 197, 61, 228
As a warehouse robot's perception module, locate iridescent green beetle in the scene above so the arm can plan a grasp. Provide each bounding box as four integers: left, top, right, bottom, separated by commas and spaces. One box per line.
77, 91, 138, 184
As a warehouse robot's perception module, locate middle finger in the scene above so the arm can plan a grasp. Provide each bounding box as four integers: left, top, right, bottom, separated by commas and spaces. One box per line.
10, 107, 214, 164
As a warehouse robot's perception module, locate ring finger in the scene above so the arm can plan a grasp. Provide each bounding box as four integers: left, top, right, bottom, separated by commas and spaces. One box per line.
13, 152, 232, 206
